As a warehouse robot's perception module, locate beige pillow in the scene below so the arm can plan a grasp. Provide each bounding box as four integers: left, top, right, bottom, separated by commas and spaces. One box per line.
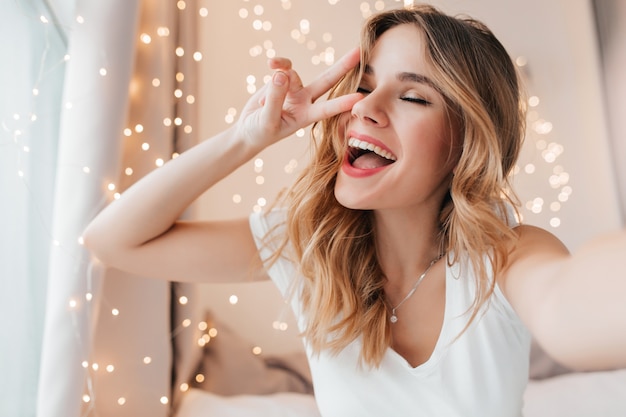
190, 312, 313, 396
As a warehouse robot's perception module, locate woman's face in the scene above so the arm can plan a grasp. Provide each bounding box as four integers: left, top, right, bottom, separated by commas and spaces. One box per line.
334, 23, 461, 214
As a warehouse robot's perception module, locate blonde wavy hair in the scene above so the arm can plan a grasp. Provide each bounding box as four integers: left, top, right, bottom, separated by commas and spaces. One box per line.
270, 4, 525, 367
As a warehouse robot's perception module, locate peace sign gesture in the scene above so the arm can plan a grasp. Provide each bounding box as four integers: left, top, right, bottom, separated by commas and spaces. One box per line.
235, 47, 363, 151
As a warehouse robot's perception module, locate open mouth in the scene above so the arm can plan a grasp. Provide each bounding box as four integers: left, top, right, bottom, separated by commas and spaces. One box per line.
347, 137, 397, 169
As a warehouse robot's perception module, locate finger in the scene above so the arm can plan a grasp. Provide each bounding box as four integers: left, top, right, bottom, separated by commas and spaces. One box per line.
284, 68, 305, 95
268, 57, 293, 71
260, 71, 290, 130
308, 47, 361, 101
258, 69, 302, 106
268, 58, 301, 97
307, 92, 363, 123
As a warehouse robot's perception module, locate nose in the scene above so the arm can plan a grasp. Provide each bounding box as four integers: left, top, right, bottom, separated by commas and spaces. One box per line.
351, 92, 388, 126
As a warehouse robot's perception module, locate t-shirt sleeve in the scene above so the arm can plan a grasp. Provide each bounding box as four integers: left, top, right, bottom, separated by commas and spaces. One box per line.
248, 210, 296, 298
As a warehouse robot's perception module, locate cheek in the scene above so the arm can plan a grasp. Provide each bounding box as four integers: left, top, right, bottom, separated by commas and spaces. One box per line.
432, 118, 462, 169
336, 113, 350, 137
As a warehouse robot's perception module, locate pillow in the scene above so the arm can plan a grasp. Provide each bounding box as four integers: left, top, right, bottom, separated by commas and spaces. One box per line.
190, 312, 313, 396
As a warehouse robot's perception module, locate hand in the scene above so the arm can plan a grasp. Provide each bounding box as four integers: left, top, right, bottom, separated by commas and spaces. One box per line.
236, 47, 362, 151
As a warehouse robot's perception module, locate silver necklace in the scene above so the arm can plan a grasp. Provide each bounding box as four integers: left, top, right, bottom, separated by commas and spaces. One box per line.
388, 253, 445, 323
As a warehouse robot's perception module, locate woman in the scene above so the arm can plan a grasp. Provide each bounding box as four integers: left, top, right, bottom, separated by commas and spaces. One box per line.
84, 5, 626, 416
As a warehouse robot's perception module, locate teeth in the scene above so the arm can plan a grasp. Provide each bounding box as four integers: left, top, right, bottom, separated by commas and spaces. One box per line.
348, 138, 397, 161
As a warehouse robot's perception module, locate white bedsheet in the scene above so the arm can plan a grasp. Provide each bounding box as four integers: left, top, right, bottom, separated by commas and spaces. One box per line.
176, 369, 626, 417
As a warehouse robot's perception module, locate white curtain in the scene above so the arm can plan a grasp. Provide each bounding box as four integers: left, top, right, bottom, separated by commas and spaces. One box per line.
1, 0, 202, 416
35, 1, 141, 417
0, 2, 67, 416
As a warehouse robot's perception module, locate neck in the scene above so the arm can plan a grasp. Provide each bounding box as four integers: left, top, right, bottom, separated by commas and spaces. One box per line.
373, 207, 443, 287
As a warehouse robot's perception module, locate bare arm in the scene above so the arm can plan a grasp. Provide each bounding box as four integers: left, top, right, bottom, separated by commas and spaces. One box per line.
83, 49, 362, 283
500, 225, 626, 371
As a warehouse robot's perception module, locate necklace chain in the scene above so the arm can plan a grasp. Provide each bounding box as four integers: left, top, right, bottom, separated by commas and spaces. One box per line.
388, 253, 445, 324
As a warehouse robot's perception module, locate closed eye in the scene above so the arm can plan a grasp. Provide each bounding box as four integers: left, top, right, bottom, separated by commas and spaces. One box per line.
357, 86, 431, 105
401, 96, 431, 105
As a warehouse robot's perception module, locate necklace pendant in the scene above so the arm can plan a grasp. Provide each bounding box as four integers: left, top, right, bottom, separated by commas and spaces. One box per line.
390, 314, 398, 323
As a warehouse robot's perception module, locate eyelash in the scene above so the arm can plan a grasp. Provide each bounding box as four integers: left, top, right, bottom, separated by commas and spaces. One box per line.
356, 87, 431, 105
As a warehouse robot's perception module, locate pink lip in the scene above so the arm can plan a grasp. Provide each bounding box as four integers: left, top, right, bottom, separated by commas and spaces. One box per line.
341, 131, 395, 178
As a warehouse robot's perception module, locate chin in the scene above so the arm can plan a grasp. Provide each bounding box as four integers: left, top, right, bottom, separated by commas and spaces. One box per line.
333, 180, 370, 211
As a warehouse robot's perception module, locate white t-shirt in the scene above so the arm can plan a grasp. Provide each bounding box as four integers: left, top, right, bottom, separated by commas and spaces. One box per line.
250, 210, 531, 417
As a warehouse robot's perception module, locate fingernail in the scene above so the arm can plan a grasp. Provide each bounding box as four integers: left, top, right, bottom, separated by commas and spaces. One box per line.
273, 71, 287, 86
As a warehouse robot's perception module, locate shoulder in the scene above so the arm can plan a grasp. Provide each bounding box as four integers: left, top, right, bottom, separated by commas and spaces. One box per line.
496, 224, 570, 323
509, 225, 569, 262
502, 224, 570, 287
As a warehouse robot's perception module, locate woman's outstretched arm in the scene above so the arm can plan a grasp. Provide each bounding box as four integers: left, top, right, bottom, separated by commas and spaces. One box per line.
83, 49, 362, 283
500, 225, 626, 371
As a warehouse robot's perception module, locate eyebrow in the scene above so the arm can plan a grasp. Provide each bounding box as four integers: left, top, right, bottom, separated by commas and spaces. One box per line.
364, 64, 440, 91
